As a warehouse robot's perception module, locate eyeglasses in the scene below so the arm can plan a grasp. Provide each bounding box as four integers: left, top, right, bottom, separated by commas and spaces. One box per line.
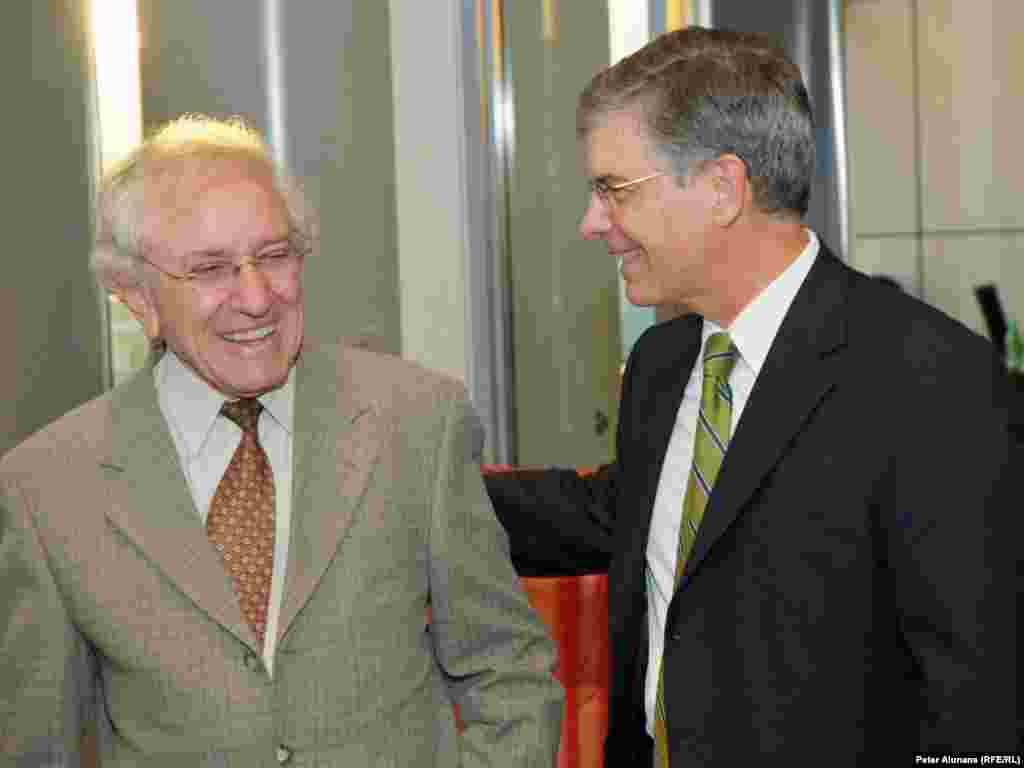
589, 171, 665, 206
141, 247, 304, 292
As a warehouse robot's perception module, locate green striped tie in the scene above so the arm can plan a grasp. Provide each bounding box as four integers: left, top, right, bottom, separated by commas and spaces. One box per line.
654, 332, 738, 768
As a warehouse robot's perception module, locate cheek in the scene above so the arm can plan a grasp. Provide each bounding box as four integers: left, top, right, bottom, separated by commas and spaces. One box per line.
172, 297, 228, 347
614, 207, 670, 248
277, 276, 305, 312
605, 211, 640, 246
191, 296, 225, 330
655, 207, 688, 242
283, 281, 303, 304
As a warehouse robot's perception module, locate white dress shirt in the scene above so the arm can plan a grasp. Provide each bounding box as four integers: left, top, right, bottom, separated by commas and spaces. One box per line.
643, 230, 820, 734
155, 350, 294, 677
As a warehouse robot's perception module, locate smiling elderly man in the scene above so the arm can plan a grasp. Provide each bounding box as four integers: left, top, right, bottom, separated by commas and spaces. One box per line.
0, 115, 561, 767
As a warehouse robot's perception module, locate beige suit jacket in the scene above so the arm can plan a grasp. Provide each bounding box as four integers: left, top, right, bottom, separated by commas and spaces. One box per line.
0, 341, 562, 767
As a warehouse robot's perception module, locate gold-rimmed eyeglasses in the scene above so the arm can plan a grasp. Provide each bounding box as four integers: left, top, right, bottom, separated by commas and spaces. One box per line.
590, 171, 665, 206
140, 247, 304, 292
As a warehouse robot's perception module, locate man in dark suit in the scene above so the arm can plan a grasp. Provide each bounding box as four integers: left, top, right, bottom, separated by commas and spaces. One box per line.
485, 27, 1018, 764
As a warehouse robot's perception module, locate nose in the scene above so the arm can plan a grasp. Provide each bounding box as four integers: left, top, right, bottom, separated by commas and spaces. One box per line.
232, 262, 273, 315
579, 193, 611, 241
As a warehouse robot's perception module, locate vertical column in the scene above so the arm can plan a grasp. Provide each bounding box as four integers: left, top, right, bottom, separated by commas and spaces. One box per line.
389, 0, 513, 461
504, 0, 622, 467
387, 0, 471, 382
709, 0, 850, 259
0, 0, 105, 455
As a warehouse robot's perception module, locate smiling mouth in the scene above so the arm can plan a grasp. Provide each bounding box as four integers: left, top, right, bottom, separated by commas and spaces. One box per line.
223, 326, 276, 343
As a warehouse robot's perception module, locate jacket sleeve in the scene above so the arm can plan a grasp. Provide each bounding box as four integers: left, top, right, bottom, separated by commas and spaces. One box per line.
480, 323, 651, 580
426, 390, 564, 767
0, 477, 98, 767
483, 464, 617, 577
883, 350, 1020, 751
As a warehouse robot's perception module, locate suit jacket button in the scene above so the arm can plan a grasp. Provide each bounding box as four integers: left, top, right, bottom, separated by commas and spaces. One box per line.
276, 745, 293, 765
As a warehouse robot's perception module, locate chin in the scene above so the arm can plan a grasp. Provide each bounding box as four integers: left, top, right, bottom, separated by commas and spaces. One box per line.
624, 285, 659, 308
217, 365, 290, 398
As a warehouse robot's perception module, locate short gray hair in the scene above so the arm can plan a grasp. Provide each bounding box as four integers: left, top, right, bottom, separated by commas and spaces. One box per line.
91, 114, 316, 292
577, 27, 815, 217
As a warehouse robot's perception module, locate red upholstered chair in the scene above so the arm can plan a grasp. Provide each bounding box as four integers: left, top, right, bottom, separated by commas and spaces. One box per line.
483, 466, 609, 768
519, 572, 608, 768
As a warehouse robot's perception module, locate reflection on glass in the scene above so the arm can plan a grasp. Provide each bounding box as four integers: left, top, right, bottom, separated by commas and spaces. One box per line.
609, 0, 656, 360
91, 0, 142, 171
90, 0, 146, 385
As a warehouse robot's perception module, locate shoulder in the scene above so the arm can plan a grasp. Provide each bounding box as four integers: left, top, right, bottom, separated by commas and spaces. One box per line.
308, 340, 484, 459
839, 259, 997, 372
1, 387, 118, 482
812, 256, 1010, 428
305, 339, 469, 411
342, 343, 465, 398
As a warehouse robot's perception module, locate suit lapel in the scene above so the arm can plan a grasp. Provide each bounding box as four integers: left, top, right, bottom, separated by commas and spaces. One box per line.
621, 315, 703, 566
103, 364, 256, 646
679, 251, 850, 587
278, 343, 385, 639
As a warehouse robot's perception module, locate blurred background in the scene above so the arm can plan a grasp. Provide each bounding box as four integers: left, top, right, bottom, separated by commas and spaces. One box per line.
4, 0, 1022, 468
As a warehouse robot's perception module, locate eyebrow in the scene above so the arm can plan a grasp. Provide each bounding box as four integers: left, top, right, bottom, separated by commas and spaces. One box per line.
185, 249, 228, 262
184, 236, 291, 261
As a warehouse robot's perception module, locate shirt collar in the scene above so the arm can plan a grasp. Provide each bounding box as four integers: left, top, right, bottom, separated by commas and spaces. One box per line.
703, 229, 820, 374
155, 349, 295, 459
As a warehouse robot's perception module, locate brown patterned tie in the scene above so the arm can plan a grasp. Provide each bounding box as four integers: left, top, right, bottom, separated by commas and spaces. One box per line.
207, 398, 275, 649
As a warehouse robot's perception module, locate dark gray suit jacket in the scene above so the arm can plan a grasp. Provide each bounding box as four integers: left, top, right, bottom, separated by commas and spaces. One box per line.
487, 246, 1019, 764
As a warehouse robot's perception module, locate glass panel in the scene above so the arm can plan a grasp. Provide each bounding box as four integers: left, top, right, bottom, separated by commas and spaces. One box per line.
497, 0, 621, 467
108, 300, 150, 385
90, 0, 146, 386
609, 0, 656, 365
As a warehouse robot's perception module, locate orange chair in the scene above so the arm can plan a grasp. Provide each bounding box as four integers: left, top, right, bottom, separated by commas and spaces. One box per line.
520, 573, 608, 768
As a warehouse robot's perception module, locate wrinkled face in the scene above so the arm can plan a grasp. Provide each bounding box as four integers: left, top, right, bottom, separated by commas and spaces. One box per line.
125, 159, 304, 398
579, 109, 718, 309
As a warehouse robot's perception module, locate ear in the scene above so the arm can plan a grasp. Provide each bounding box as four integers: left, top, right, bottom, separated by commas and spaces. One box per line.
707, 154, 749, 227
111, 277, 162, 341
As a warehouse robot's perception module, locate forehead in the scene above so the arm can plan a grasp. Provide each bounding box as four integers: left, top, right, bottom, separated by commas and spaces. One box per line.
142, 158, 287, 253
580, 109, 657, 175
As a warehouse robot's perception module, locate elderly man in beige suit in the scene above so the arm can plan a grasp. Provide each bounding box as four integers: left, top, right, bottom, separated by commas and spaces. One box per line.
0, 116, 562, 767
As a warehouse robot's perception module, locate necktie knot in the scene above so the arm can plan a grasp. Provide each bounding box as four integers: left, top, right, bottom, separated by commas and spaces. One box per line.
221, 398, 263, 434
703, 332, 738, 383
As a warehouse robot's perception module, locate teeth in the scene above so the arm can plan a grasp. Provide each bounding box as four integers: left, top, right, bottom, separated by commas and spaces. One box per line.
224, 326, 275, 342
